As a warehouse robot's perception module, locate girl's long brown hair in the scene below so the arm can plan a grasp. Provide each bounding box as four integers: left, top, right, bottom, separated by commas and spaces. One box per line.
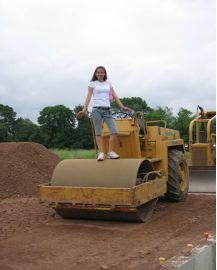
90, 66, 107, 81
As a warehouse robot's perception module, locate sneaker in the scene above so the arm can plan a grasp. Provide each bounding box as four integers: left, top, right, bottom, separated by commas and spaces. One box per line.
97, 152, 105, 161
107, 152, 120, 159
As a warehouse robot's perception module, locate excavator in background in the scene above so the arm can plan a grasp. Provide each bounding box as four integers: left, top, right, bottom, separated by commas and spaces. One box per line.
188, 106, 216, 193
38, 111, 189, 222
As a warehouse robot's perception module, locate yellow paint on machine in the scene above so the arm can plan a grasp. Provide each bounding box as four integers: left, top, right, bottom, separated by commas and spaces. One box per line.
38, 111, 189, 222
38, 176, 167, 208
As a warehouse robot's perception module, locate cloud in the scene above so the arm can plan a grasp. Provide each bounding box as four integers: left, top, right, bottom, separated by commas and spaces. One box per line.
0, 0, 215, 123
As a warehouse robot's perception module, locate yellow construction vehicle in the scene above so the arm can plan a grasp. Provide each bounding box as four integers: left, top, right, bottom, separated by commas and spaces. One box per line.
188, 106, 216, 193
38, 112, 189, 222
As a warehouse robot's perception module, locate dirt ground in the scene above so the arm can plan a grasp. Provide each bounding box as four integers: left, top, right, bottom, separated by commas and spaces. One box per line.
0, 142, 216, 270
0, 142, 61, 200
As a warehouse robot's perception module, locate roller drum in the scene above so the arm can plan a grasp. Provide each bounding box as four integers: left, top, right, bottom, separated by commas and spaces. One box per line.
51, 159, 154, 188
51, 158, 157, 222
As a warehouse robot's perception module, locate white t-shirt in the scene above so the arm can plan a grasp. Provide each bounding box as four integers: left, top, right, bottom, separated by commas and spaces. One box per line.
88, 80, 112, 107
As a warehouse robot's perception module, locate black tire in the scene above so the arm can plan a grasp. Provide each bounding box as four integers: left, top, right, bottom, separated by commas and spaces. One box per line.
166, 149, 189, 201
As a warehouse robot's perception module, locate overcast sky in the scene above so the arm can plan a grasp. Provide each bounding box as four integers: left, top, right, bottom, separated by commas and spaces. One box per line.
0, 0, 216, 124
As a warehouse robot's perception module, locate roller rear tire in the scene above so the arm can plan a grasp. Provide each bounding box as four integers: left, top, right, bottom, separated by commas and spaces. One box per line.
166, 150, 189, 201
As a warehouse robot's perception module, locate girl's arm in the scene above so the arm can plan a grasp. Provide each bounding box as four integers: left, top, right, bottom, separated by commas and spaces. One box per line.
76, 87, 93, 118
112, 88, 131, 112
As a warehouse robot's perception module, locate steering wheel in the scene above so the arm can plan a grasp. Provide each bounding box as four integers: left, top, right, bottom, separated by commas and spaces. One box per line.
112, 110, 132, 119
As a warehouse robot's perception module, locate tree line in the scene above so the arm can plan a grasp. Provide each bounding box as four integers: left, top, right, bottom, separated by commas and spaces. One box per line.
0, 97, 195, 149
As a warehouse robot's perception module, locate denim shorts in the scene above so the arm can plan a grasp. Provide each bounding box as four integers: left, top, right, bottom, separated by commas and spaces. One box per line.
92, 107, 118, 135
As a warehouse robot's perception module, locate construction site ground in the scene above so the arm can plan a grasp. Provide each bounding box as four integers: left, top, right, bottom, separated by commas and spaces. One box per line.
0, 142, 216, 270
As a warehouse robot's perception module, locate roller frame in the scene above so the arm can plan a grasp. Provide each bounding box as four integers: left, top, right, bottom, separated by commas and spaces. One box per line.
38, 177, 166, 222
38, 176, 167, 208
38, 158, 167, 222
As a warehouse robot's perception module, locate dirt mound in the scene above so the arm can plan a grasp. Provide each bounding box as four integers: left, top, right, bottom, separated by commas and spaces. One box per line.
0, 142, 61, 200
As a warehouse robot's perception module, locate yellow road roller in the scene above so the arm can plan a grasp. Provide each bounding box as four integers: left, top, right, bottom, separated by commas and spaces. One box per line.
38, 112, 189, 222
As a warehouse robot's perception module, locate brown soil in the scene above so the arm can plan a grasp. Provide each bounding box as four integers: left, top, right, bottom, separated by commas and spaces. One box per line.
0, 142, 215, 270
0, 142, 61, 200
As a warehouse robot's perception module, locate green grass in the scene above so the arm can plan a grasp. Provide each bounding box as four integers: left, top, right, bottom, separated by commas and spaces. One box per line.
185, 151, 189, 159
51, 148, 190, 160
50, 148, 97, 160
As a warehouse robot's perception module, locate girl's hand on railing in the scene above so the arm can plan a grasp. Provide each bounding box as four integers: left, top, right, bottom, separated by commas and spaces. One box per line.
122, 107, 131, 112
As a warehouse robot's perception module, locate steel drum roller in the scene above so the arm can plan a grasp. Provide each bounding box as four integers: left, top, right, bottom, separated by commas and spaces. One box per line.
51, 159, 154, 188
50, 159, 157, 222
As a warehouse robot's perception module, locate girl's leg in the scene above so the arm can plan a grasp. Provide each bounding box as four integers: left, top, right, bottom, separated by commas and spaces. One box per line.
92, 108, 104, 153
108, 133, 117, 153
96, 135, 103, 153
103, 109, 118, 154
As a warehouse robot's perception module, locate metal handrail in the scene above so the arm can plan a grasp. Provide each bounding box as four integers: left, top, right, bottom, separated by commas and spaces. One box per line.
207, 116, 216, 142
134, 112, 148, 153
134, 112, 146, 135
189, 117, 216, 143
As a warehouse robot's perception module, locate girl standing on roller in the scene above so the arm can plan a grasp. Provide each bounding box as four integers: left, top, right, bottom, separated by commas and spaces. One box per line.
76, 66, 131, 161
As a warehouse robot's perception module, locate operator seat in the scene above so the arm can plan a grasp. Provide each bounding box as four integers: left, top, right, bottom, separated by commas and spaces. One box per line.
138, 119, 147, 138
